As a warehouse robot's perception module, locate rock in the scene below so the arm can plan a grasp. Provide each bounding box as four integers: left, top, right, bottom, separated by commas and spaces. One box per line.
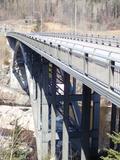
0, 85, 30, 106
0, 106, 34, 131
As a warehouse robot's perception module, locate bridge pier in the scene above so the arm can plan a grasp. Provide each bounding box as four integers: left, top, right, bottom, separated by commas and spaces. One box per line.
17, 46, 43, 160
81, 84, 91, 160
110, 103, 117, 149
31, 53, 43, 160
71, 77, 81, 127
51, 64, 57, 159
62, 72, 70, 160
36, 80, 42, 160
91, 92, 100, 159
24, 51, 50, 160
41, 59, 49, 159
32, 56, 50, 160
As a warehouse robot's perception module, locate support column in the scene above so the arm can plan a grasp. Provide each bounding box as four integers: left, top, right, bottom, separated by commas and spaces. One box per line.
81, 84, 91, 160
41, 59, 49, 159
22, 49, 43, 160
62, 72, 70, 160
51, 65, 57, 159
36, 59, 43, 160
91, 92, 100, 159
71, 77, 81, 127
110, 103, 117, 148
30, 53, 42, 160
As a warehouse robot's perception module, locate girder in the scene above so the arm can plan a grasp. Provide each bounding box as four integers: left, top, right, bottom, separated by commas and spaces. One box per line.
6, 32, 120, 107
12, 41, 28, 92
6, 32, 120, 160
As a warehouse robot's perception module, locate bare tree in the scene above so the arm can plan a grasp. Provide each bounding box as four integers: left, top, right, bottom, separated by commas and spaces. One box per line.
0, 0, 120, 30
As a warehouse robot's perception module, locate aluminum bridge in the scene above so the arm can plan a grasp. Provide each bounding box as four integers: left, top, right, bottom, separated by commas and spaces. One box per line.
7, 32, 120, 160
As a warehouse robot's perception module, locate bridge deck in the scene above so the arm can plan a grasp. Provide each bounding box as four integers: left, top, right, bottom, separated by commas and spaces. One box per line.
7, 32, 120, 107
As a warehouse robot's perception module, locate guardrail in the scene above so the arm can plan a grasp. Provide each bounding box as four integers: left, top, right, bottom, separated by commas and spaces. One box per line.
7, 32, 120, 105
34, 32, 120, 47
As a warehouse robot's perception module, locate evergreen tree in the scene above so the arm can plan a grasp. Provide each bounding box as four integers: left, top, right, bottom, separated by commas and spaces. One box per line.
101, 132, 120, 160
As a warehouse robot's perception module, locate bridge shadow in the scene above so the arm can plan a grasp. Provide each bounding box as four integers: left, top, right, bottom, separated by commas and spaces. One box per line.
10, 41, 99, 160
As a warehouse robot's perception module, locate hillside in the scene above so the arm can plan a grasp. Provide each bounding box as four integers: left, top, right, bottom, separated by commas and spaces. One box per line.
0, 0, 120, 31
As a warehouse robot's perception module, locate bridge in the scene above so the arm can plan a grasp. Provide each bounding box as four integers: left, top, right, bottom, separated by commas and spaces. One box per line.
6, 32, 120, 160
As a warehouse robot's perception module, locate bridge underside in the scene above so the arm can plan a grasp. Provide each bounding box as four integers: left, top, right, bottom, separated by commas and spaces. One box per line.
8, 38, 120, 160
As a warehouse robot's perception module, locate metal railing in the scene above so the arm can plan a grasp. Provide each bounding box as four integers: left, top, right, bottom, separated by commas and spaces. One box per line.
32, 32, 120, 47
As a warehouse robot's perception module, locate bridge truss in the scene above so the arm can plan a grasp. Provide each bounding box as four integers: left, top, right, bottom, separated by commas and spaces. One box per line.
7, 32, 120, 160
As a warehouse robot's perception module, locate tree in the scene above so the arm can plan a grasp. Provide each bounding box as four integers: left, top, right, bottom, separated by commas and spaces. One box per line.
101, 132, 120, 160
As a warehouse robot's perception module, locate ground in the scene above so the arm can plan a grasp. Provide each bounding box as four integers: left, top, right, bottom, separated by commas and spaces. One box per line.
1, 19, 120, 35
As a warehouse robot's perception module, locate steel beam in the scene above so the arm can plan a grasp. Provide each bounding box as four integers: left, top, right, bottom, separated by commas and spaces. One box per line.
41, 59, 49, 159
71, 77, 81, 127
110, 103, 117, 149
81, 84, 91, 160
31, 53, 43, 160
51, 64, 57, 159
36, 57, 43, 160
36, 80, 42, 160
47, 94, 82, 103
91, 92, 100, 159
62, 72, 70, 160
19, 46, 43, 160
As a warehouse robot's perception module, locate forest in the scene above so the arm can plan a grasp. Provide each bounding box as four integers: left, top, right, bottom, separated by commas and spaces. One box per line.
0, 0, 120, 30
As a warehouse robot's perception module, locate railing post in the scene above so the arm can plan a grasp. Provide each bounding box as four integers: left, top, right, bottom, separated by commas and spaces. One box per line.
43, 40, 46, 52
68, 48, 72, 67
51, 64, 57, 159
50, 42, 52, 56
84, 53, 88, 76
62, 72, 70, 160
58, 44, 61, 60
109, 60, 115, 89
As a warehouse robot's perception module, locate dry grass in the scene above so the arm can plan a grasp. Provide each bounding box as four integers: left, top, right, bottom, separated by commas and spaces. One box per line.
0, 19, 35, 33
44, 21, 120, 36
44, 22, 71, 32
0, 36, 7, 61
86, 30, 120, 36
0, 36, 6, 45
0, 36, 10, 67
1, 19, 120, 36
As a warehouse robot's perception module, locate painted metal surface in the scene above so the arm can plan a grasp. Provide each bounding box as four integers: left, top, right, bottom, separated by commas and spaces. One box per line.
6, 32, 120, 160
7, 32, 120, 107
34, 32, 120, 47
